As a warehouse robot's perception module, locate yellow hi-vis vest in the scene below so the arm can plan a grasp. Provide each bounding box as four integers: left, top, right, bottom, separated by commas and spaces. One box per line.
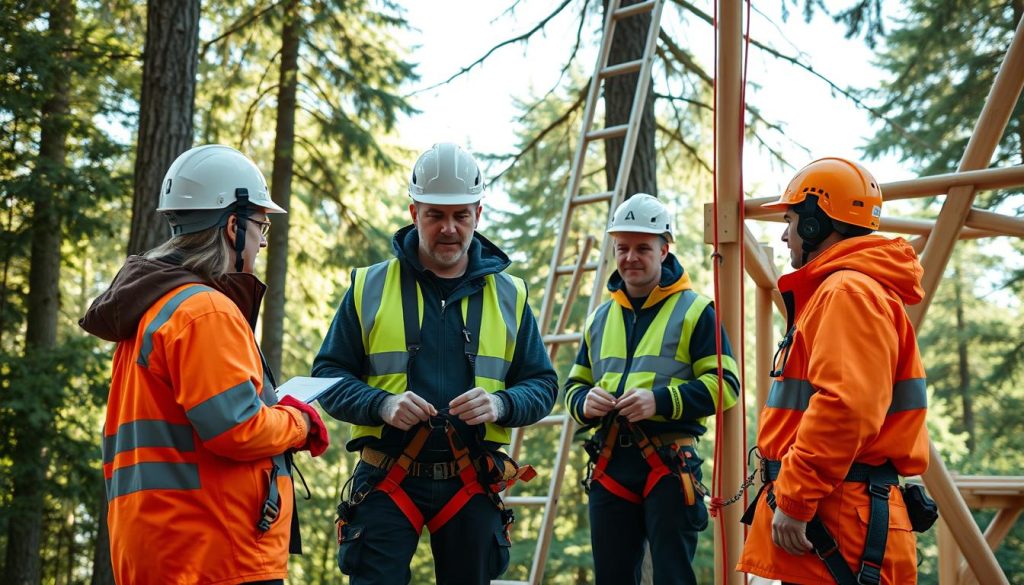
351, 258, 526, 444
585, 289, 729, 422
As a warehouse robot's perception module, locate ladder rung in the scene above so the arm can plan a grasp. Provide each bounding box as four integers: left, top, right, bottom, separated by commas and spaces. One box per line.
600, 58, 644, 78
533, 414, 568, 427
543, 333, 581, 344
571, 191, 614, 206
585, 124, 629, 142
504, 495, 549, 507
555, 262, 597, 276
613, 0, 656, 20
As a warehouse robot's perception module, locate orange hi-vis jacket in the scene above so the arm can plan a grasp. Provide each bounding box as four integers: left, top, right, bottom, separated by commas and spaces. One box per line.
737, 236, 930, 585
88, 259, 309, 585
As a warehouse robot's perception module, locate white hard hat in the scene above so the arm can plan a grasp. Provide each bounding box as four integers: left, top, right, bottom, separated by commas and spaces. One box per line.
408, 143, 484, 205
607, 193, 674, 243
157, 145, 284, 235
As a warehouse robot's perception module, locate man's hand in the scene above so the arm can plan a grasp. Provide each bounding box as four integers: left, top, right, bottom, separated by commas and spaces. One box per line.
615, 388, 656, 422
771, 505, 813, 556
449, 387, 503, 425
380, 392, 437, 430
583, 386, 617, 419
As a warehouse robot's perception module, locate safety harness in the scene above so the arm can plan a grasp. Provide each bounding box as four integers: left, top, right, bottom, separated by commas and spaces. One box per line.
582, 416, 701, 506
335, 266, 535, 544
740, 459, 900, 585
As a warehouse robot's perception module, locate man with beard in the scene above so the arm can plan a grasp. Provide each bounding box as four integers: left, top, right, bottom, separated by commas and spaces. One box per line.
313, 143, 557, 584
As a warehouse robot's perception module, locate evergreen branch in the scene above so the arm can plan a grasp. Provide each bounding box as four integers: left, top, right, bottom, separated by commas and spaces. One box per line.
670, 0, 931, 152
409, 0, 574, 95
659, 31, 712, 86
201, 0, 285, 56
656, 121, 712, 175
490, 85, 587, 183
239, 83, 280, 151
517, 0, 590, 124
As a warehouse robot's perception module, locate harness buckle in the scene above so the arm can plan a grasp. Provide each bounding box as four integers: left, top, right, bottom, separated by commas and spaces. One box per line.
432, 462, 450, 479
868, 483, 891, 500
428, 415, 448, 430
617, 433, 633, 448
857, 561, 883, 585
815, 541, 840, 561
257, 498, 280, 532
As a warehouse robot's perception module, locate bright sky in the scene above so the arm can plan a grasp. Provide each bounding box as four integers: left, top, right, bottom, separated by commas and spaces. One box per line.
398, 1, 914, 178
395, 1, 923, 264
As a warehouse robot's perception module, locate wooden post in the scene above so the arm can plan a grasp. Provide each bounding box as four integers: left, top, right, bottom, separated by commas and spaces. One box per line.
713, 0, 744, 583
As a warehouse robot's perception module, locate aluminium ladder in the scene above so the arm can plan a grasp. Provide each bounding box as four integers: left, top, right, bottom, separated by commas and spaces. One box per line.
493, 1, 667, 583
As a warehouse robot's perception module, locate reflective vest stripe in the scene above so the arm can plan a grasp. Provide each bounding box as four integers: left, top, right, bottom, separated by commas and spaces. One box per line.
890, 378, 927, 413
106, 461, 201, 500
186, 380, 263, 441
137, 285, 215, 367
352, 259, 524, 444
586, 291, 708, 422
766, 377, 928, 412
103, 420, 195, 465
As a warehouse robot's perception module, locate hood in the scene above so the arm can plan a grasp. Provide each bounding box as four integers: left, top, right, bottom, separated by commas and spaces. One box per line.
79, 255, 267, 342
607, 253, 693, 309
778, 235, 924, 308
391, 224, 511, 280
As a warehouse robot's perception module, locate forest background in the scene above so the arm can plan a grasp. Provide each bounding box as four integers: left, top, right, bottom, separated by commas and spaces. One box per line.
2, 0, 1023, 583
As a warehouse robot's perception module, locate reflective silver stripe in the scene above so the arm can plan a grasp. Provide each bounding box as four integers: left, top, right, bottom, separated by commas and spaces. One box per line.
652, 290, 699, 389
592, 356, 626, 380
588, 303, 614, 378
639, 355, 693, 385
137, 286, 215, 367
889, 378, 927, 413
259, 378, 278, 407
493, 273, 519, 347
361, 262, 390, 337
102, 420, 195, 465
476, 355, 512, 381
765, 378, 815, 411
106, 461, 200, 500
186, 380, 262, 441
367, 351, 408, 376
272, 453, 291, 477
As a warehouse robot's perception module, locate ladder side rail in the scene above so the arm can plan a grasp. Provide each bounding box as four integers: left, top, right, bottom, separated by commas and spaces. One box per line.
527, 414, 577, 585
586, 0, 666, 316
539, 0, 625, 331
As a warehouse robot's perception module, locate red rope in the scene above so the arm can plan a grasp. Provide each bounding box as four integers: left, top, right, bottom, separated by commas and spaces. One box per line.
739, 0, 752, 537
709, 0, 754, 580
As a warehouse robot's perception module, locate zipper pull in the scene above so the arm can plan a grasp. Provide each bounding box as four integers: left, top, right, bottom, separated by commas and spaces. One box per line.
463, 328, 472, 343
441, 299, 446, 311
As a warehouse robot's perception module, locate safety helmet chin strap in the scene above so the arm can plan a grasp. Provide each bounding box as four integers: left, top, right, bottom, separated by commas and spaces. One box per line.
792, 195, 833, 266
233, 188, 251, 272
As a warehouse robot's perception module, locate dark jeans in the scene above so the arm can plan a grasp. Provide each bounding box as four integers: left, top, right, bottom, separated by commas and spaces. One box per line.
337, 461, 510, 585
588, 442, 709, 585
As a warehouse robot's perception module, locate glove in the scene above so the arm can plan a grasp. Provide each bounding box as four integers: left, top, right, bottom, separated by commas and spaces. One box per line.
278, 395, 330, 457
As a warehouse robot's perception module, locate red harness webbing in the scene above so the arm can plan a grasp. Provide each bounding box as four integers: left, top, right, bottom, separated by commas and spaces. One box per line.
373, 421, 534, 534
591, 420, 695, 505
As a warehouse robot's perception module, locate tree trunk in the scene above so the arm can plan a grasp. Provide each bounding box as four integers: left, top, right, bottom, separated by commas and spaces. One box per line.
3, 2, 73, 583
126, 0, 200, 256
261, 0, 300, 376
953, 253, 975, 452
602, 0, 658, 199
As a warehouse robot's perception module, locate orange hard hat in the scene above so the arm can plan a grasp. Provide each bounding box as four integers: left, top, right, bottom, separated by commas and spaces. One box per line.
761, 157, 882, 230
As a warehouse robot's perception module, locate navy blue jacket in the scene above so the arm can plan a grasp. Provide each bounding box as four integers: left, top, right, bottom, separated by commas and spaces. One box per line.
313, 225, 558, 454
564, 254, 740, 438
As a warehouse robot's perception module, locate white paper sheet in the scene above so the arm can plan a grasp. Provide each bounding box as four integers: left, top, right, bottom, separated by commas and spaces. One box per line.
275, 376, 342, 404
